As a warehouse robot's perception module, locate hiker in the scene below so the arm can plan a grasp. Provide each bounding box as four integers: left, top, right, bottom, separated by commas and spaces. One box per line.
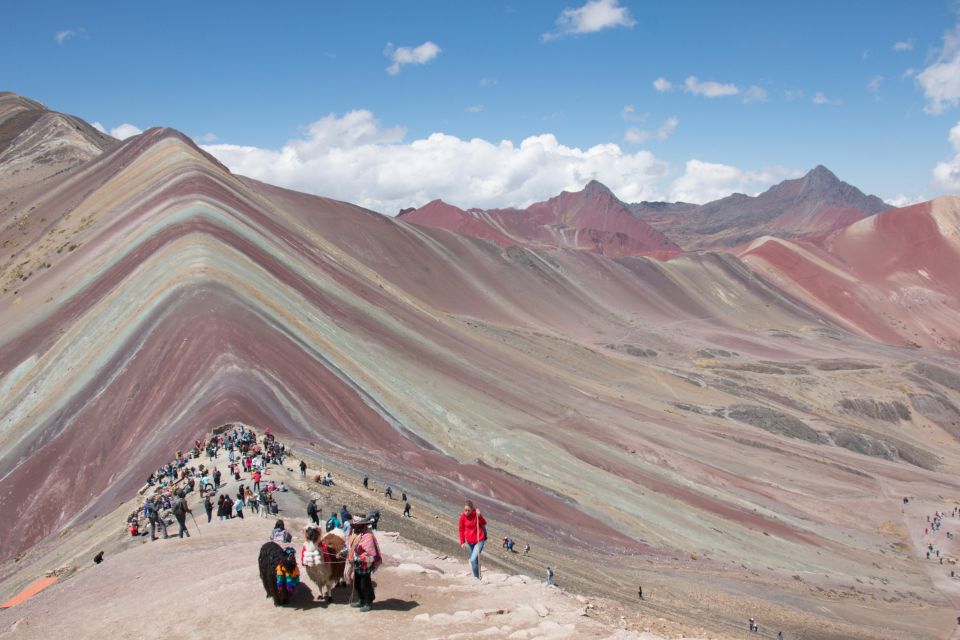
340, 505, 352, 524
307, 499, 320, 526
638, 585, 643, 600
272, 520, 293, 544
523, 543, 530, 556
458, 500, 487, 579
546, 566, 554, 586
93, 551, 104, 565
235, 497, 245, 519
369, 509, 381, 530
299, 460, 307, 476
326, 511, 342, 532
403, 501, 411, 517
401, 491, 408, 503
778, 633, 784, 640
213, 468, 221, 488
204, 495, 214, 523
252, 470, 261, 493
363, 476, 369, 489
145, 499, 168, 540
347, 516, 382, 612
385, 485, 393, 499
172, 491, 191, 538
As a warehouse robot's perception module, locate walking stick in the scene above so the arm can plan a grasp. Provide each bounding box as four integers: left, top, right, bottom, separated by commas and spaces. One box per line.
189, 511, 202, 535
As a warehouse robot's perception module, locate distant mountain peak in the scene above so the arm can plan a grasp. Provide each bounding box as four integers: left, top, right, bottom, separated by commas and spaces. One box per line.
809, 164, 836, 178
582, 179, 614, 196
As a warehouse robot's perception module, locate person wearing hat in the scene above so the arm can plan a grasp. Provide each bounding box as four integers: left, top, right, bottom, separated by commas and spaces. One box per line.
347, 516, 382, 612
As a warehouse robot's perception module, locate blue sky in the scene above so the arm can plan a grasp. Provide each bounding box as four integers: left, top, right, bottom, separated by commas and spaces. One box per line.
2, 1, 959, 212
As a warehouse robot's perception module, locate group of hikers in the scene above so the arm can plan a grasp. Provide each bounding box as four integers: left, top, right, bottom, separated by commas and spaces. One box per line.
128, 425, 287, 540
915, 499, 958, 573
122, 422, 570, 614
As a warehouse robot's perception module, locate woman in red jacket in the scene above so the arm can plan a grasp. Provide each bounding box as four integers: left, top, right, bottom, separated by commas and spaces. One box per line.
458, 500, 486, 579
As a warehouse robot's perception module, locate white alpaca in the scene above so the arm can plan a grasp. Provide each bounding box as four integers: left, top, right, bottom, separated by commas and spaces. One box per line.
301, 527, 345, 602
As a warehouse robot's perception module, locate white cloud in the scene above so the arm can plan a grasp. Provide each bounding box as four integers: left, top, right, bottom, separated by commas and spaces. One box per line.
385, 41, 441, 75
621, 104, 645, 122
653, 77, 673, 93
465, 105, 484, 113
743, 85, 768, 104
479, 78, 497, 87
684, 76, 739, 98
657, 76, 741, 98
885, 194, 926, 207
542, 0, 635, 42
624, 127, 650, 144
893, 38, 914, 52
194, 132, 218, 143
902, 67, 917, 79
784, 89, 804, 101
623, 116, 678, 146
202, 109, 672, 213
932, 121, 960, 191
657, 116, 679, 139
110, 123, 144, 139
917, 26, 960, 114
54, 28, 83, 45
812, 91, 842, 106
867, 75, 884, 94
91, 121, 144, 140
669, 160, 800, 203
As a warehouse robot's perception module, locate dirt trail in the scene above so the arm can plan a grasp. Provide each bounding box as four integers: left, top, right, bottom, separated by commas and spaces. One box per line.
0, 440, 712, 640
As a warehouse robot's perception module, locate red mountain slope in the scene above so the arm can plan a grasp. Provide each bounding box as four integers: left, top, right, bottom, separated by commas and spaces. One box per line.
400, 180, 682, 259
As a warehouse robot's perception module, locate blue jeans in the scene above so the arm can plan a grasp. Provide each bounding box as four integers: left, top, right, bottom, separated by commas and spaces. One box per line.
467, 540, 485, 578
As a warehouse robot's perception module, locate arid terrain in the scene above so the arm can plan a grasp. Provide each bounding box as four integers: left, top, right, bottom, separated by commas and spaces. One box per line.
2, 92, 960, 639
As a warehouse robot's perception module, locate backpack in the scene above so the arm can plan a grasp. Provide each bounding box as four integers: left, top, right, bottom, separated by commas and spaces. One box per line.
172, 499, 185, 517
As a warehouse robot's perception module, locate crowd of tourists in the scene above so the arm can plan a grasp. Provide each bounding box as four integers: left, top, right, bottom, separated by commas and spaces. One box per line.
120, 423, 565, 614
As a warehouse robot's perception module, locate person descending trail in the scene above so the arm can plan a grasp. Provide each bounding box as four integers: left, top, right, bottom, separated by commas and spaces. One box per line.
458, 500, 487, 579
144, 498, 167, 541
172, 491, 191, 538
204, 495, 214, 523
299, 460, 307, 476
307, 499, 320, 526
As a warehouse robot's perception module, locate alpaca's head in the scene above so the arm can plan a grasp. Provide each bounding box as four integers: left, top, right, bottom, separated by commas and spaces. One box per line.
282, 548, 298, 572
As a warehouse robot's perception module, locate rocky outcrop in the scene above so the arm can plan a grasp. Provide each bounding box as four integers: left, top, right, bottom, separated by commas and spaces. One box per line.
837, 398, 911, 422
